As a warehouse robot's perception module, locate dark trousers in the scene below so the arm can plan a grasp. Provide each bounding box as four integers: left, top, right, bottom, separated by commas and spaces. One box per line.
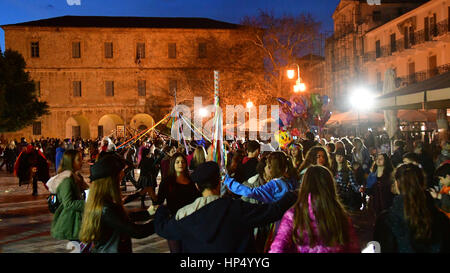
122, 167, 139, 189
6, 161, 14, 173
32, 176, 38, 195
167, 240, 181, 253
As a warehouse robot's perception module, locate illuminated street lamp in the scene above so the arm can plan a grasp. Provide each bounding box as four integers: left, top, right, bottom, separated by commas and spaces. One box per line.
350, 86, 374, 136
246, 101, 254, 108
287, 64, 306, 93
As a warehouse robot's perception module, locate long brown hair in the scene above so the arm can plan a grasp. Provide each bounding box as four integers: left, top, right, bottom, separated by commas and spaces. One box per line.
370, 153, 394, 177
292, 165, 350, 247
57, 149, 86, 190
299, 146, 331, 174
79, 174, 126, 243
394, 163, 432, 241
57, 149, 80, 174
288, 143, 304, 168
167, 153, 191, 192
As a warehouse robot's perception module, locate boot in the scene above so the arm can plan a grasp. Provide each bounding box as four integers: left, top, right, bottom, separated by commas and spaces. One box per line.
32, 177, 38, 196
123, 192, 141, 204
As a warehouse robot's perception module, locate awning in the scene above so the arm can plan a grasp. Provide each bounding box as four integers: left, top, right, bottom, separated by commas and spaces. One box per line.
327, 111, 385, 125
375, 70, 450, 110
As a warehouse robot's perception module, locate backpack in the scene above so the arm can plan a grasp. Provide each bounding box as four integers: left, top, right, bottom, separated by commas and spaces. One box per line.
47, 193, 60, 213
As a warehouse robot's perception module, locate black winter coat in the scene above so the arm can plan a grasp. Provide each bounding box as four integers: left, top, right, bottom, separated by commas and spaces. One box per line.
154, 191, 297, 253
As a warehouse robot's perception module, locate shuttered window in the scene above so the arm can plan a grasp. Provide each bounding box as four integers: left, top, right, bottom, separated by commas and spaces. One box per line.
105, 81, 114, 96
105, 42, 113, 58
198, 43, 207, 58
31, 42, 39, 58
390, 33, 396, 53
375, 40, 381, 58
72, 42, 81, 58
136, 43, 145, 59
168, 43, 176, 59
33, 122, 41, 135
73, 81, 81, 97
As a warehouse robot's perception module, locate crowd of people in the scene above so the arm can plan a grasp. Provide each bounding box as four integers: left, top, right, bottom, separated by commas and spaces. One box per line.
0, 130, 449, 253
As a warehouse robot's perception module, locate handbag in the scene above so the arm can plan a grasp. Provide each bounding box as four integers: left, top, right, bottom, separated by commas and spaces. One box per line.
47, 193, 61, 213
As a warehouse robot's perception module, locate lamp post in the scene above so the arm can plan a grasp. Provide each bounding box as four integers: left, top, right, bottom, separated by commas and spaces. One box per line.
287, 64, 306, 93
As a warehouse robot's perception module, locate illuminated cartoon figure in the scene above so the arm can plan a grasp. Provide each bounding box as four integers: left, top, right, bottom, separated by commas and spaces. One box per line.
275, 130, 291, 150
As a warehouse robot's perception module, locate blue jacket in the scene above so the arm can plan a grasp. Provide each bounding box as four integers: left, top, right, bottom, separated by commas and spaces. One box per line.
55, 147, 65, 171
223, 175, 297, 204
366, 172, 378, 189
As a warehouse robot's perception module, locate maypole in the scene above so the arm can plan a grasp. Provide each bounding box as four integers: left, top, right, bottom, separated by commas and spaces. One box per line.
212, 70, 225, 169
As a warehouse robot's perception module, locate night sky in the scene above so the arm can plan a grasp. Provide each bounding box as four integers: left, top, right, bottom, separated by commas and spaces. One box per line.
0, 0, 341, 51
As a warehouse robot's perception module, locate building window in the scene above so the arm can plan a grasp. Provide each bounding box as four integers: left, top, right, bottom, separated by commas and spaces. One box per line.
73, 81, 81, 97
428, 55, 438, 77
136, 43, 145, 60
390, 33, 396, 53
198, 43, 207, 58
168, 43, 176, 59
423, 17, 430, 41
72, 42, 81, 58
32, 122, 41, 135
375, 40, 381, 58
169, 79, 177, 95
105, 81, 114, 96
430, 13, 437, 37
376, 72, 382, 91
138, 80, 146, 96
35, 81, 41, 97
408, 62, 416, 83
404, 26, 415, 48
105, 42, 113, 58
98, 126, 104, 138
31, 42, 39, 58
372, 11, 381, 21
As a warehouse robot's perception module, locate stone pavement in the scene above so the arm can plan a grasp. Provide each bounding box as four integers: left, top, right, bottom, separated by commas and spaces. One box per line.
0, 159, 169, 253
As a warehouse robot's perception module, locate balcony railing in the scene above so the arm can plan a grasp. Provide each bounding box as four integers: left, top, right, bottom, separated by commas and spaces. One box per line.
397, 63, 450, 86
369, 63, 450, 93
364, 19, 449, 62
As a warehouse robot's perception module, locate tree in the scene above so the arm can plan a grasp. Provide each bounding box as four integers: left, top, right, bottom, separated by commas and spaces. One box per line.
0, 49, 49, 132
240, 11, 322, 98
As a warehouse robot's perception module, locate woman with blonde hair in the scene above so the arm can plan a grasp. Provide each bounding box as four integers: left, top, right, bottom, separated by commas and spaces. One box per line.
79, 154, 154, 253
4, 141, 17, 173
47, 150, 88, 242
189, 146, 206, 172
269, 165, 360, 253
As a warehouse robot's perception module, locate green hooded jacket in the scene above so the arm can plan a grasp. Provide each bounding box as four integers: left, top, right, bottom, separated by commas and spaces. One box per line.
50, 175, 85, 241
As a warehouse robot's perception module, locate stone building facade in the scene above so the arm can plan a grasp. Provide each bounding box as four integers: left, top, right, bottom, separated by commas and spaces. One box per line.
325, 0, 428, 111
1, 16, 263, 140
363, 0, 450, 92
